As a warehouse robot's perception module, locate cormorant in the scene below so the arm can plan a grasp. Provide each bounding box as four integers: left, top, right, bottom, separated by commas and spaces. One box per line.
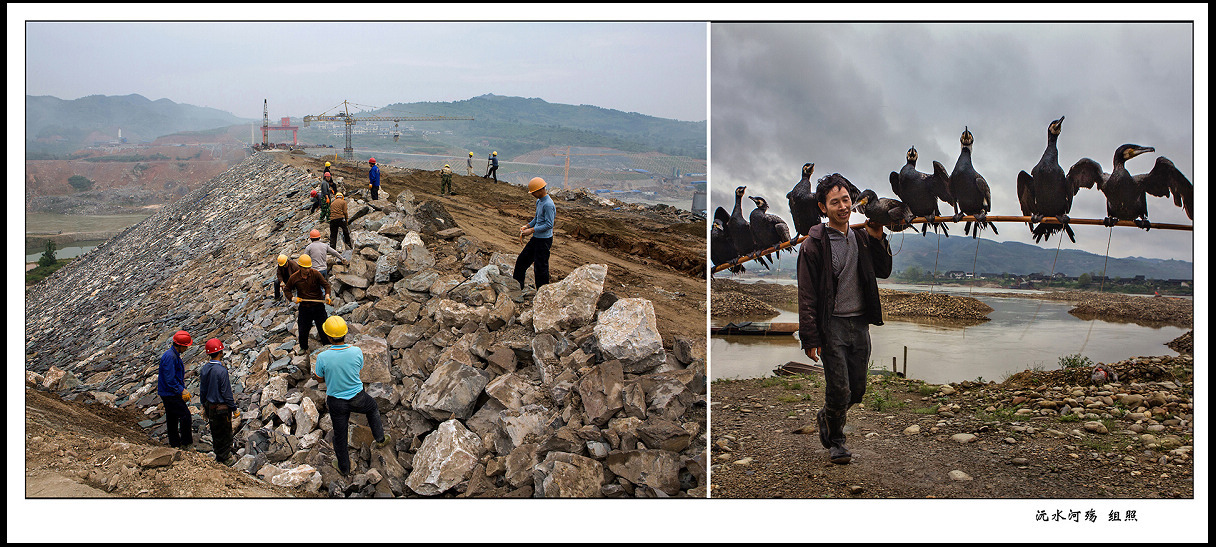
787, 163, 818, 236
889, 146, 952, 237
748, 196, 793, 258
1016, 116, 1095, 243
729, 185, 769, 269
947, 127, 998, 238
711, 206, 743, 273
853, 189, 919, 233
1067, 144, 1193, 231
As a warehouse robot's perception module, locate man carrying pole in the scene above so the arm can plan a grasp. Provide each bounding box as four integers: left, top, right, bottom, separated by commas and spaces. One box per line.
797, 176, 892, 465
286, 253, 333, 354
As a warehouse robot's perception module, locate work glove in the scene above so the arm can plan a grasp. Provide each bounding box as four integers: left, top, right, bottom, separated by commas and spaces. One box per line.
182, 390, 191, 402
294, 297, 302, 303
326, 296, 333, 305
233, 409, 241, 420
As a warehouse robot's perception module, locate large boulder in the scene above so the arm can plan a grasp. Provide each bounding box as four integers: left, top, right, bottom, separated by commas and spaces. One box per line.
414, 200, 460, 235
577, 360, 625, 426
594, 298, 666, 373
605, 449, 682, 496
412, 360, 492, 421
532, 263, 608, 334
405, 419, 484, 496
493, 404, 559, 455
352, 335, 392, 384
397, 232, 435, 275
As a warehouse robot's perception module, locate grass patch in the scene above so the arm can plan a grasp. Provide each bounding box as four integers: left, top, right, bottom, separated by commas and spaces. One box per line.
1058, 353, 1094, 371
760, 377, 784, 388
864, 388, 905, 412
25, 258, 72, 285
1058, 414, 1081, 423
912, 405, 940, 415
976, 407, 1017, 422
917, 384, 938, 397
1079, 436, 1116, 451
776, 394, 800, 404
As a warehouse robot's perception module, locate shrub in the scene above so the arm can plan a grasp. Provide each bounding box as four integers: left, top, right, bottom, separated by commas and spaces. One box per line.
68, 175, 94, 191
1058, 353, 1094, 370
38, 241, 57, 267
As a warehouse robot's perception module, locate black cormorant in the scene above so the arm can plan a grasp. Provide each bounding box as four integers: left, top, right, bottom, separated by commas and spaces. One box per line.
729, 185, 769, 269
711, 206, 743, 272
890, 146, 952, 237
853, 188, 919, 233
748, 196, 793, 258
948, 127, 998, 238
787, 162, 818, 236
1067, 144, 1193, 231
1016, 116, 1095, 243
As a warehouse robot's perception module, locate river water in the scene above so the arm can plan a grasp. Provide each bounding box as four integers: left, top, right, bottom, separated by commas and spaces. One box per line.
711, 280, 1188, 384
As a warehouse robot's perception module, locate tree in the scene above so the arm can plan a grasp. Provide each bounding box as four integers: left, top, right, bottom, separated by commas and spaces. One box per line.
904, 265, 924, 281
38, 241, 57, 268
1078, 273, 1092, 287
68, 175, 94, 191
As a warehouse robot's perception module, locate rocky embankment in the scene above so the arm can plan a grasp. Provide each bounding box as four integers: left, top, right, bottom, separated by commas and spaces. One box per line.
25, 151, 707, 498
989, 290, 1193, 327
711, 352, 1194, 498
711, 279, 993, 321
881, 291, 993, 321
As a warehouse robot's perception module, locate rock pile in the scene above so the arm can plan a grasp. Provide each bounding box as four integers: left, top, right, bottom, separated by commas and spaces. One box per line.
1066, 293, 1193, 327
710, 291, 779, 319
24, 151, 707, 498
882, 292, 993, 321
1166, 331, 1192, 355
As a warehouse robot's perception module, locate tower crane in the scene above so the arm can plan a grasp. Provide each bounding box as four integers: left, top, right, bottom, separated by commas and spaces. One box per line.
552, 147, 629, 190
303, 100, 473, 161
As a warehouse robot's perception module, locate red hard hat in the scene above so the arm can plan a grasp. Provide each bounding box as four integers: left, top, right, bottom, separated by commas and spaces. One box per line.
172, 330, 193, 347
309, 229, 321, 239
311, 189, 318, 197
369, 158, 376, 164
205, 338, 224, 354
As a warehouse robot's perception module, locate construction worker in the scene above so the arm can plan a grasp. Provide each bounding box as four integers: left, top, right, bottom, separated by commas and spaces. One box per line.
199, 338, 238, 465
286, 253, 333, 353
319, 172, 334, 222
274, 253, 300, 301
368, 157, 381, 201
158, 330, 195, 449
440, 164, 453, 196
467, 152, 475, 176
303, 228, 346, 278
486, 151, 500, 183
514, 177, 556, 290
313, 316, 391, 477
324, 161, 333, 178
329, 193, 353, 250
308, 188, 322, 215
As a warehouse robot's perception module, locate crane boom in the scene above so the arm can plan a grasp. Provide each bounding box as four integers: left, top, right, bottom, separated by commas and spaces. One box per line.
302, 100, 473, 160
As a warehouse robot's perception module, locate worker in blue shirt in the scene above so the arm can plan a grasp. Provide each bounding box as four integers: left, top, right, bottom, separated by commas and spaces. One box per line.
199, 338, 239, 465
313, 316, 391, 476
158, 330, 195, 449
485, 151, 499, 182
514, 177, 556, 290
368, 157, 381, 201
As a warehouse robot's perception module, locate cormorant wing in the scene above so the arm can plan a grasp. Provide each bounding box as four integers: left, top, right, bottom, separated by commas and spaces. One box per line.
975, 174, 992, 212
1067, 157, 1107, 193
714, 206, 731, 226
889, 171, 902, 200
931, 160, 955, 207
1135, 156, 1193, 220
844, 176, 861, 203
1016, 170, 1035, 216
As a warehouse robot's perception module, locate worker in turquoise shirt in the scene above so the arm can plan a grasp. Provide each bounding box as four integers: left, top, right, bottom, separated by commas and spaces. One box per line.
312, 316, 390, 476
514, 177, 555, 290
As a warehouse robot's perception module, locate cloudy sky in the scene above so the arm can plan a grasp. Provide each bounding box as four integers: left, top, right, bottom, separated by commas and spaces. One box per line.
20, 19, 707, 122
712, 22, 1202, 263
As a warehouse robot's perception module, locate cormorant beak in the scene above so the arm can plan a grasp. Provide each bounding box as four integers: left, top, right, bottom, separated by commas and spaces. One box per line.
853, 196, 869, 211
748, 196, 761, 206
1129, 146, 1155, 159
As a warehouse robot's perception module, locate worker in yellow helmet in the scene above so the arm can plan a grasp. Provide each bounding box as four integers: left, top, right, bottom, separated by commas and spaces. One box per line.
514, 177, 555, 290
484, 151, 499, 182
466, 152, 475, 176
286, 252, 333, 354
313, 315, 391, 477
440, 164, 453, 196
274, 253, 300, 301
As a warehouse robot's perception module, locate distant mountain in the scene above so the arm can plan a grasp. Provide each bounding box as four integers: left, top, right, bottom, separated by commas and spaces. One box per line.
353, 94, 706, 160
26, 94, 254, 156
727, 233, 1193, 280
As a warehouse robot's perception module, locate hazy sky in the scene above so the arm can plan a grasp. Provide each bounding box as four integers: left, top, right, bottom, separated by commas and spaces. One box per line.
22, 20, 707, 122
712, 22, 1203, 263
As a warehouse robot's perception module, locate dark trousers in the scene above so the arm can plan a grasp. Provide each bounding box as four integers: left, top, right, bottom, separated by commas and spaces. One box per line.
440, 174, 452, 195
329, 218, 351, 250
513, 236, 552, 290
370, 185, 378, 201
487, 166, 498, 183
820, 315, 871, 447
328, 391, 385, 475
298, 303, 330, 351
161, 394, 193, 448
205, 403, 234, 462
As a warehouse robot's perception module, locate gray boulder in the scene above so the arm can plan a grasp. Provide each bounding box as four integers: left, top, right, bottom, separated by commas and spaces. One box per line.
532, 263, 608, 333
405, 419, 485, 496
595, 298, 666, 373
413, 360, 492, 421
532, 452, 605, 498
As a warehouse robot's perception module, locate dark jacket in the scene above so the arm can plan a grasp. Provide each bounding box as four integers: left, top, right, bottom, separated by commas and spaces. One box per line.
286, 266, 332, 302
156, 344, 186, 397
797, 223, 892, 350
199, 360, 236, 410
275, 260, 300, 299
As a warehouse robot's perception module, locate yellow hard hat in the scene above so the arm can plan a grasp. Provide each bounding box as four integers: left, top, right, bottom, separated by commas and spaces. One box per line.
528, 177, 547, 193
469, 152, 474, 156
335, 193, 343, 198
325, 162, 331, 167
444, 164, 449, 168
297, 254, 313, 268
323, 315, 348, 338
492, 151, 497, 156
277, 254, 288, 266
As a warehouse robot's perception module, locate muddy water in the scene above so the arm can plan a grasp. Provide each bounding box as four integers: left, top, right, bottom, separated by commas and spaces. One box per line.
711, 285, 1187, 384
25, 213, 150, 262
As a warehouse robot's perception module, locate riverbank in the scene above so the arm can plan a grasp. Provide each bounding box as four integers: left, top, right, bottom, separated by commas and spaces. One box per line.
710, 352, 1193, 498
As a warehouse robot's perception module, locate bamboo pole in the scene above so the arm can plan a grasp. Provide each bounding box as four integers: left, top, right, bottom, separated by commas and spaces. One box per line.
710, 215, 1193, 274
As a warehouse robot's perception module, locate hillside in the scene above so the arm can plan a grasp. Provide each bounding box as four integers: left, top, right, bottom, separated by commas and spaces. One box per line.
24, 151, 707, 498
26, 94, 254, 156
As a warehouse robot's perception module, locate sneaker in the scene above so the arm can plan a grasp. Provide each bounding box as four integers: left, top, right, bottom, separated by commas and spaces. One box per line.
816, 409, 831, 449
374, 433, 392, 449
829, 444, 852, 465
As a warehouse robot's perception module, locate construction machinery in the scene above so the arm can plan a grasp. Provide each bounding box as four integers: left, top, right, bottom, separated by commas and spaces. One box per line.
303, 100, 473, 161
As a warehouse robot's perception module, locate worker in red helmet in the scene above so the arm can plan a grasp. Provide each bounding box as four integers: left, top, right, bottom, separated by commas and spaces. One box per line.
309, 187, 323, 215
368, 157, 381, 201
199, 338, 239, 465
158, 330, 195, 450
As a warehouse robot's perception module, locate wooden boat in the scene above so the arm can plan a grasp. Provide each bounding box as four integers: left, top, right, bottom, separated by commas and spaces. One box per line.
710, 322, 798, 336
773, 361, 823, 376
